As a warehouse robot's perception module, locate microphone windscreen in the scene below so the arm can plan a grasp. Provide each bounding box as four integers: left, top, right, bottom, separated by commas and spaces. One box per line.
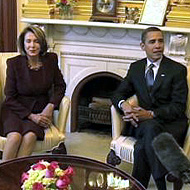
152, 132, 190, 183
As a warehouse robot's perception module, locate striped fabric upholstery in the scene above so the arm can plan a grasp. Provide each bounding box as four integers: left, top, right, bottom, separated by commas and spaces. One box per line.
110, 135, 136, 163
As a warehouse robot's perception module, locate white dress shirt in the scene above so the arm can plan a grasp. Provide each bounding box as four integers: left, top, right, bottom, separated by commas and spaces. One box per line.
145, 58, 161, 80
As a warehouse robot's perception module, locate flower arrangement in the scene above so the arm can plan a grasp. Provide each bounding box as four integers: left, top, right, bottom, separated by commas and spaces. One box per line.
55, 0, 77, 8
21, 160, 74, 190
55, 0, 78, 18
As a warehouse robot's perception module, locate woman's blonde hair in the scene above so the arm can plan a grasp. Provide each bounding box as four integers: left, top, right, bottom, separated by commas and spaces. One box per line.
18, 25, 48, 56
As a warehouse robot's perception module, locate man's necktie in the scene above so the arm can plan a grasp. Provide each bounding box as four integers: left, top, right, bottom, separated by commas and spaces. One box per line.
146, 64, 154, 92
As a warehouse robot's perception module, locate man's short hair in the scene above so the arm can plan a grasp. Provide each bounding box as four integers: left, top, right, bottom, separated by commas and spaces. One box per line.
141, 27, 163, 43
18, 25, 48, 56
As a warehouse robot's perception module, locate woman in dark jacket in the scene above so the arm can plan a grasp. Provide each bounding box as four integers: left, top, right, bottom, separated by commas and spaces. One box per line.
0, 25, 66, 161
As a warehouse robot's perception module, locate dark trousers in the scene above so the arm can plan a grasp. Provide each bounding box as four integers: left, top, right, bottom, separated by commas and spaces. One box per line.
131, 119, 188, 189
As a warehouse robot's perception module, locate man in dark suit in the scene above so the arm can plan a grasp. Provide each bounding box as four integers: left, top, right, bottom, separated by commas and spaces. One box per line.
112, 27, 188, 190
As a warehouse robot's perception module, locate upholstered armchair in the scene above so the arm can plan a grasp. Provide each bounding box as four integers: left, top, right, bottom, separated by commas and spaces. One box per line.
107, 66, 190, 190
108, 96, 138, 164
0, 53, 70, 154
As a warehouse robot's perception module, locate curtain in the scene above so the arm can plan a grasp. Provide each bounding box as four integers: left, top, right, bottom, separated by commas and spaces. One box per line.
0, 0, 17, 52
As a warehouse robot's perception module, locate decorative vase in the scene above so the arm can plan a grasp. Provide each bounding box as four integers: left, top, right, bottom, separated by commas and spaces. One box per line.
60, 5, 73, 20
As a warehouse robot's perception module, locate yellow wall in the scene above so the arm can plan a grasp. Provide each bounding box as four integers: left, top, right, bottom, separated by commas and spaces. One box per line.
17, 0, 28, 34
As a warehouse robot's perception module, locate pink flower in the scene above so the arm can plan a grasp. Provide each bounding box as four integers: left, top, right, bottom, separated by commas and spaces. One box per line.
56, 179, 67, 189
45, 161, 59, 177
61, 0, 67, 4
21, 172, 29, 183
32, 163, 46, 170
56, 175, 71, 188
32, 182, 44, 190
48, 161, 59, 171
64, 166, 74, 176
45, 169, 55, 178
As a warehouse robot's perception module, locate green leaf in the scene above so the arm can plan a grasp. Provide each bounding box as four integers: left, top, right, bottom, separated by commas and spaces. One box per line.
48, 183, 57, 189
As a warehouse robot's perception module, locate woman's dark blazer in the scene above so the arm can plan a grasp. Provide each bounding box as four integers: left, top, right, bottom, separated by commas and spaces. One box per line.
0, 52, 66, 139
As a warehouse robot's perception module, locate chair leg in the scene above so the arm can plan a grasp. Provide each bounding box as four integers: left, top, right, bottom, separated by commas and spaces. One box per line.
106, 149, 121, 166
52, 142, 67, 155
173, 180, 183, 190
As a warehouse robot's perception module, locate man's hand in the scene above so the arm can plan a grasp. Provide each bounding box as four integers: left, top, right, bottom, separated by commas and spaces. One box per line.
122, 113, 139, 127
121, 101, 134, 115
121, 101, 139, 127
121, 102, 154, 127
133, 107, 154, 121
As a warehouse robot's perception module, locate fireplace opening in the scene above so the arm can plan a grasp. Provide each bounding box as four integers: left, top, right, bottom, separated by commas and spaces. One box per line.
71, 72, 122, 134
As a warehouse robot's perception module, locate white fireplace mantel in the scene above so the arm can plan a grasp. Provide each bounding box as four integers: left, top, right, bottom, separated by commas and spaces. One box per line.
21, 18, 190, 132
21, 18, 190, 34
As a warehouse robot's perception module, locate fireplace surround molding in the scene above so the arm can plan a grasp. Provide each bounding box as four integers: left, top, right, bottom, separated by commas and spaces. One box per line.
22, 18, 190, 132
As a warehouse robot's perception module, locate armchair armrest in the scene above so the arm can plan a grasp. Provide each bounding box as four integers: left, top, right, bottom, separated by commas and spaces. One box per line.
53, 96, 70, 134
111, 95, 138, 140
183, 125, 190, 158
111, 105, 125, 140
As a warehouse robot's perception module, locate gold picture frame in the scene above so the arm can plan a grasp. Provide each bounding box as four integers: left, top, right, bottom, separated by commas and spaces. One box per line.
139, 0, 169, 26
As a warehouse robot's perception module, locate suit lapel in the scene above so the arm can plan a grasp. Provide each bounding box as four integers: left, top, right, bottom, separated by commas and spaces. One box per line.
151, 56, 168, 95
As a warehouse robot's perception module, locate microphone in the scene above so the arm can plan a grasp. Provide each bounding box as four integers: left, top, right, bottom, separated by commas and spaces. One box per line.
152, 132, 190, 183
